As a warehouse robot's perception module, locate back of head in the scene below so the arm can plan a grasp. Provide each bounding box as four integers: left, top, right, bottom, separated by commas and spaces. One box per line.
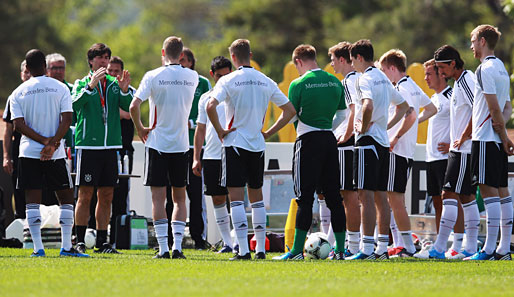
471, 24, 501, 50
292, 44, 317, 64
211, 56, 232, 72
163, 36, 183, 60
87, 43, 111, 68
229, 39, 251, 64
434, 45, 464, 69
46, 53, 66, 67
350, 39, 374, 61
25, 49, 46, 74
328, 41, 352, 63
109, 56, 124, 70
182, 47, 195, 70
379, 49, 407, 72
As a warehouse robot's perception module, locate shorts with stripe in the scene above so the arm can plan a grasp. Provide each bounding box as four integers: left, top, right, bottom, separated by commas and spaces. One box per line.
203, 159, 228, 196
471, 141, 508, 188
293, 131, 341, 201
17, 158, 72, 190
338, 139, 355, 191
442, 151, 473, 195
353, 136, 389, 191
143, 147, 188, 187
76, 149, 118, 187
221, 146, 264, 189
426, 159, 448, 196
386, 153, 413, 193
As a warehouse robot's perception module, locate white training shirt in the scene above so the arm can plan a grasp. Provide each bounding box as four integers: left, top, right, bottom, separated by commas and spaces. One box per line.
388, 76, 432, 159
197, 90, 226, 160
333, 71, 360, 139
472, 56, 511, 143
210, 66, 289, 152
10, 76, 73, 160
135, 64, 199, 153
426, 86, 452, 162
449, 70, 475, 153
355, 66, 405, 148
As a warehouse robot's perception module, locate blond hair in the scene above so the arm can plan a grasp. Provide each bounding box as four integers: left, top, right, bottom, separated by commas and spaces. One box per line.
163, 36, 183, 60
379, 49, 407, 73
229, 39, 251, 63
471, 24, 501, 50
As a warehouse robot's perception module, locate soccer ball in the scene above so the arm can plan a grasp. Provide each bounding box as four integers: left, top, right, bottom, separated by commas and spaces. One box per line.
84, 229, 96, 249
304, 232, 332, 260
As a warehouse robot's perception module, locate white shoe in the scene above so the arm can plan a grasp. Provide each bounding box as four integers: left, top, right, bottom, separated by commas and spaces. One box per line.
445, 248, 466, 260
414, 241, 433, 259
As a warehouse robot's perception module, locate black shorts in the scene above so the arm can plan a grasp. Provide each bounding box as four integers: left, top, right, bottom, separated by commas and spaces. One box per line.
386, 153, 413, 194
471, 141, 508, 188
76, 149, 118, 187
353, 136, 389, 191
426, 159, 448, 196
443, 151, 473, 195
144, 147, 188, 187
17, 158, 72, 191
203, 159, 228, 196
338, 146, 355, 191
221, 146, 264, 189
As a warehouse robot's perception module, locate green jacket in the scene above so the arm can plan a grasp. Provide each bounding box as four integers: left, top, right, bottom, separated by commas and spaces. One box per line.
188, 75, 211, 146
72, 73, 132, 149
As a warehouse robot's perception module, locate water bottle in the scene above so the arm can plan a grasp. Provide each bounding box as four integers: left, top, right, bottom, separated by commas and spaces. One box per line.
123, 154, 129, 174
117, 152, 122, 174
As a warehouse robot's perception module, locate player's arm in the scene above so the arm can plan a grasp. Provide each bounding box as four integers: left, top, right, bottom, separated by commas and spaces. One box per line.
192, 123, 206, 176
454, 118, 472, 150
386, 101, 409, 130
262, 102, 296, 139
129, 97, 152, 143
3, 122, 13, 174
357, 98, 373, 134
493, 101, 512, 133
418, 102, 437, 123
207, 98, 235, 141
119, 108, 131, 120
485, 93, 514, 154
340, 104, 355, 144
40, 112, 73, 161
388, 105, 416, 151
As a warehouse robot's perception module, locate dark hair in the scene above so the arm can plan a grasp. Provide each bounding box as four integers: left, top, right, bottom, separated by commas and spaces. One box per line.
87, 43, 111, 69
25, 49, 46, 73
211, 56, 232, 72
109, 56, 124, 70
163, 36, 183, 60
471, 25, 501, 50
328, 41, 352, 63
350, 39, 374, 62
292, 44, 317, 63
182, 47, 195, 70
433, 45, 464, 69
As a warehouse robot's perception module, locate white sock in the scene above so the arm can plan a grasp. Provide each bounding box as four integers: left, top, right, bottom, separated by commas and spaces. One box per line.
251, 201, 266, 253
450, 233, 464, 252
327, 225, 335, 247
154, 219, 169, 255
362, 235, 375, 255
214, 203, 233, 248
59, 204, 74, 251
230, 201, 249, 255
171, 221, 186, 252
347, 231, 360, 254
375, 234, 389, 255
462, 200, 480, 254
26, 204, 44, 252
483, 197, 501, 254
497, 196, 513, 255
433, 199, 458, 253
401, 231, 416, 254
318, 199, 331, 234
390, 212, 404, 247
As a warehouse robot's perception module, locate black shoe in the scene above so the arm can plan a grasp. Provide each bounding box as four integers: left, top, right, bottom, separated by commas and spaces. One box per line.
195, 240, 211, 250
374, 252, 389, 260
494, 252, 512, 260
154, 251, 170, 259
230, 253, 252, 261
94, 243, 121, 254
395, 247, 414, 258
254, 252, 266, 260
331, 251, 345, 260
76, 242, 87, 254
171, 250, 186, 259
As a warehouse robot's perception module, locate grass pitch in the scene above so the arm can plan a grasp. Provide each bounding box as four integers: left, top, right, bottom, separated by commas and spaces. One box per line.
0, 248, 513, 297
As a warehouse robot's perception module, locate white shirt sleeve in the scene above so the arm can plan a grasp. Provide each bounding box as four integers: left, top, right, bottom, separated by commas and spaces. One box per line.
3, 96, 11, 121
197, 94, 208, 125
398, 86, 414, 107
357, 75, 373, 101
390, 85, 406, 106
210, 78, 228, 103
134, 72, 152, 102
345, 76, 358, 105
477, 65, 496, 95
269, 82, 289, 107
10, 95, 23, 120
420, 92, 432, 107
60, 90, 73, 113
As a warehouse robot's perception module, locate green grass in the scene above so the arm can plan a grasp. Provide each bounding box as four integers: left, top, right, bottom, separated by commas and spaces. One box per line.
0, 248, 513, 297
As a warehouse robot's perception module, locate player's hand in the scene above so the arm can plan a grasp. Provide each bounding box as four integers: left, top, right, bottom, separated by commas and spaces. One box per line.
192, 159, 202, 177
503, 138, 514, 156
437, 142, 450, 154
89, 67, 107, 88
217, 127, 236, 142
40, 144, 56, 161
389, 136, 399, 152
137, 127, 153, 143
338, 133, 352, 145
117, 70, 131, 93
262, 131, 271, 140
3, 159, 13, 175
354, 120, 363, 134
453, 137, 468, 150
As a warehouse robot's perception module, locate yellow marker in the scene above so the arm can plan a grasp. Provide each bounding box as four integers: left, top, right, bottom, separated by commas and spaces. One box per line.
407, 63, 434, 144
284, 198, 298, 252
